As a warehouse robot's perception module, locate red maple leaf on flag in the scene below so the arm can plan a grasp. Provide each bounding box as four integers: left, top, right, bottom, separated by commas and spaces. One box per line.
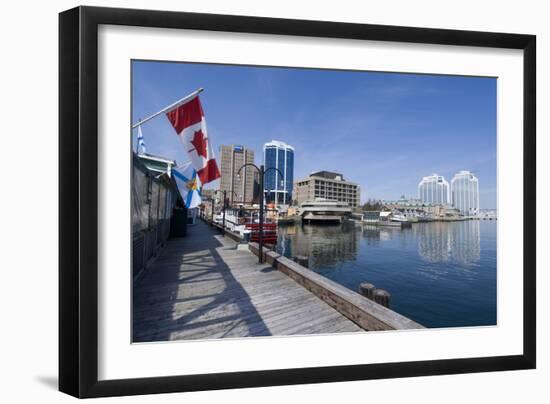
190, 130, 208, 158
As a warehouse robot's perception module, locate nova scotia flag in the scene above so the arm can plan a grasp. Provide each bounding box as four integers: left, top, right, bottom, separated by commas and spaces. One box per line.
173, 162, 202, 209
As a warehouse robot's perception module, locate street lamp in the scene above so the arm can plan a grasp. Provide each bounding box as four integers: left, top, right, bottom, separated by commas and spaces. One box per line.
237, 163, 283, 264
207, 190, 221, 226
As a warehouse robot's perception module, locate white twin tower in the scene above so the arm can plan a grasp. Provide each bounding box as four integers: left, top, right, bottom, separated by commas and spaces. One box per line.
418, 171, 479, 216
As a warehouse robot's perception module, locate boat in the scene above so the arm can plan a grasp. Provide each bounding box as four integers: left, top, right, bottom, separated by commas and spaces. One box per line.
215, 207, 279, 242
214, 208, 252, 238
372, 211, 412, 228
390, 212, 409, 222
298, 198, 352, 224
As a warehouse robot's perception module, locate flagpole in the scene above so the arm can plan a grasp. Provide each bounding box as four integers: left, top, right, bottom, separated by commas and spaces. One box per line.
131, 88, 204, 129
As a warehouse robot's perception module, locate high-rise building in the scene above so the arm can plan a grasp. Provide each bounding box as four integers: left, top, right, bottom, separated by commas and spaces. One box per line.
451, 170, 479, 216
264, 140, 294, 205
418, 174, 450, 205
293, 171, 361, 208
219, 145, 255, 205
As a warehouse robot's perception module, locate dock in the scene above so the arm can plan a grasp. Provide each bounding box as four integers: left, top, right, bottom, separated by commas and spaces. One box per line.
133, 220, 363, 341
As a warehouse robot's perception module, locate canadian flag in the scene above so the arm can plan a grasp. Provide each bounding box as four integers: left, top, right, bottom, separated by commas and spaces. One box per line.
166, 96, 221, 185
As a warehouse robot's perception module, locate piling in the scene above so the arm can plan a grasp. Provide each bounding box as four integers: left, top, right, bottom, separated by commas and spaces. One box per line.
294, 255, 309, 268
359, 282, 376, 300
373, 289, 391, 308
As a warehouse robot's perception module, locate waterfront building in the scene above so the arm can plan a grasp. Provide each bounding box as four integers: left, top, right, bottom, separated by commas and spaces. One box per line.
383, 196, 461, 220
418, 174, 450, 205
219, 144, 255, 205
293, 170, 361, 208
363, 211, 382, 223
451, 170, 480, 216
382, 197, 430, 218
383, 196, 426, 213
297, 198, 353, 223
137, 153, 176, 177
263, 140, 294, 205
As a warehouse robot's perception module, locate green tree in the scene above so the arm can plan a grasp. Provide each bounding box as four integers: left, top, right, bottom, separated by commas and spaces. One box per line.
362, 198, 384, 211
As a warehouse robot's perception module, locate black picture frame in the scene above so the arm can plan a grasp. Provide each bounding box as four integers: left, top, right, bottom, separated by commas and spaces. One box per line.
59, 6, 536, 398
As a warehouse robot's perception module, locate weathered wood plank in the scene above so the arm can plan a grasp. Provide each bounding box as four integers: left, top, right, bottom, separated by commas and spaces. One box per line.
133, 220, 362, 341
248, 243, 424, 331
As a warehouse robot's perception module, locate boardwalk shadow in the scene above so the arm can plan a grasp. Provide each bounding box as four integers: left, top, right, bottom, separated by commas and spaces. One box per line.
133, 225, 271, 342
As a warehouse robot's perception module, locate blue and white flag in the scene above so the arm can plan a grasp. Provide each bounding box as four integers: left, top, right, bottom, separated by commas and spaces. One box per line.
173, 162, 202, 209
137, 125, 146, 155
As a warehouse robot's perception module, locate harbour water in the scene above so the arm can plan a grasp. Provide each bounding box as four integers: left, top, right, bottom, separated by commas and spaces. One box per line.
276, 220, 497, 328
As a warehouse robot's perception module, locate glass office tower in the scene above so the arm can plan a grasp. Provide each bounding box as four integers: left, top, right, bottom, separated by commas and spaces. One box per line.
418, 174, 450, 205
263, 140, 294, 205
451, 170, 480, 216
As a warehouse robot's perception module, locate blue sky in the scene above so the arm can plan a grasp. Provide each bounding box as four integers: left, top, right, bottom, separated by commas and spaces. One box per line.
132, 61, 497, 208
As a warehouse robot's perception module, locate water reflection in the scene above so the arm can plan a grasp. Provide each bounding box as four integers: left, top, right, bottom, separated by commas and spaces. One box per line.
277, 221, 361, 268
415, 222, 452, 263
449, 221, 481, 265
362, 224, 409, 244
277, 219, 495, 328
279, 221, 481, 267
415, 221, 480, 265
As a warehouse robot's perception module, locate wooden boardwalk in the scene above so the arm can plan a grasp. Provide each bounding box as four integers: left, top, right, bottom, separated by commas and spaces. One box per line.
133, 221, 362, 341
